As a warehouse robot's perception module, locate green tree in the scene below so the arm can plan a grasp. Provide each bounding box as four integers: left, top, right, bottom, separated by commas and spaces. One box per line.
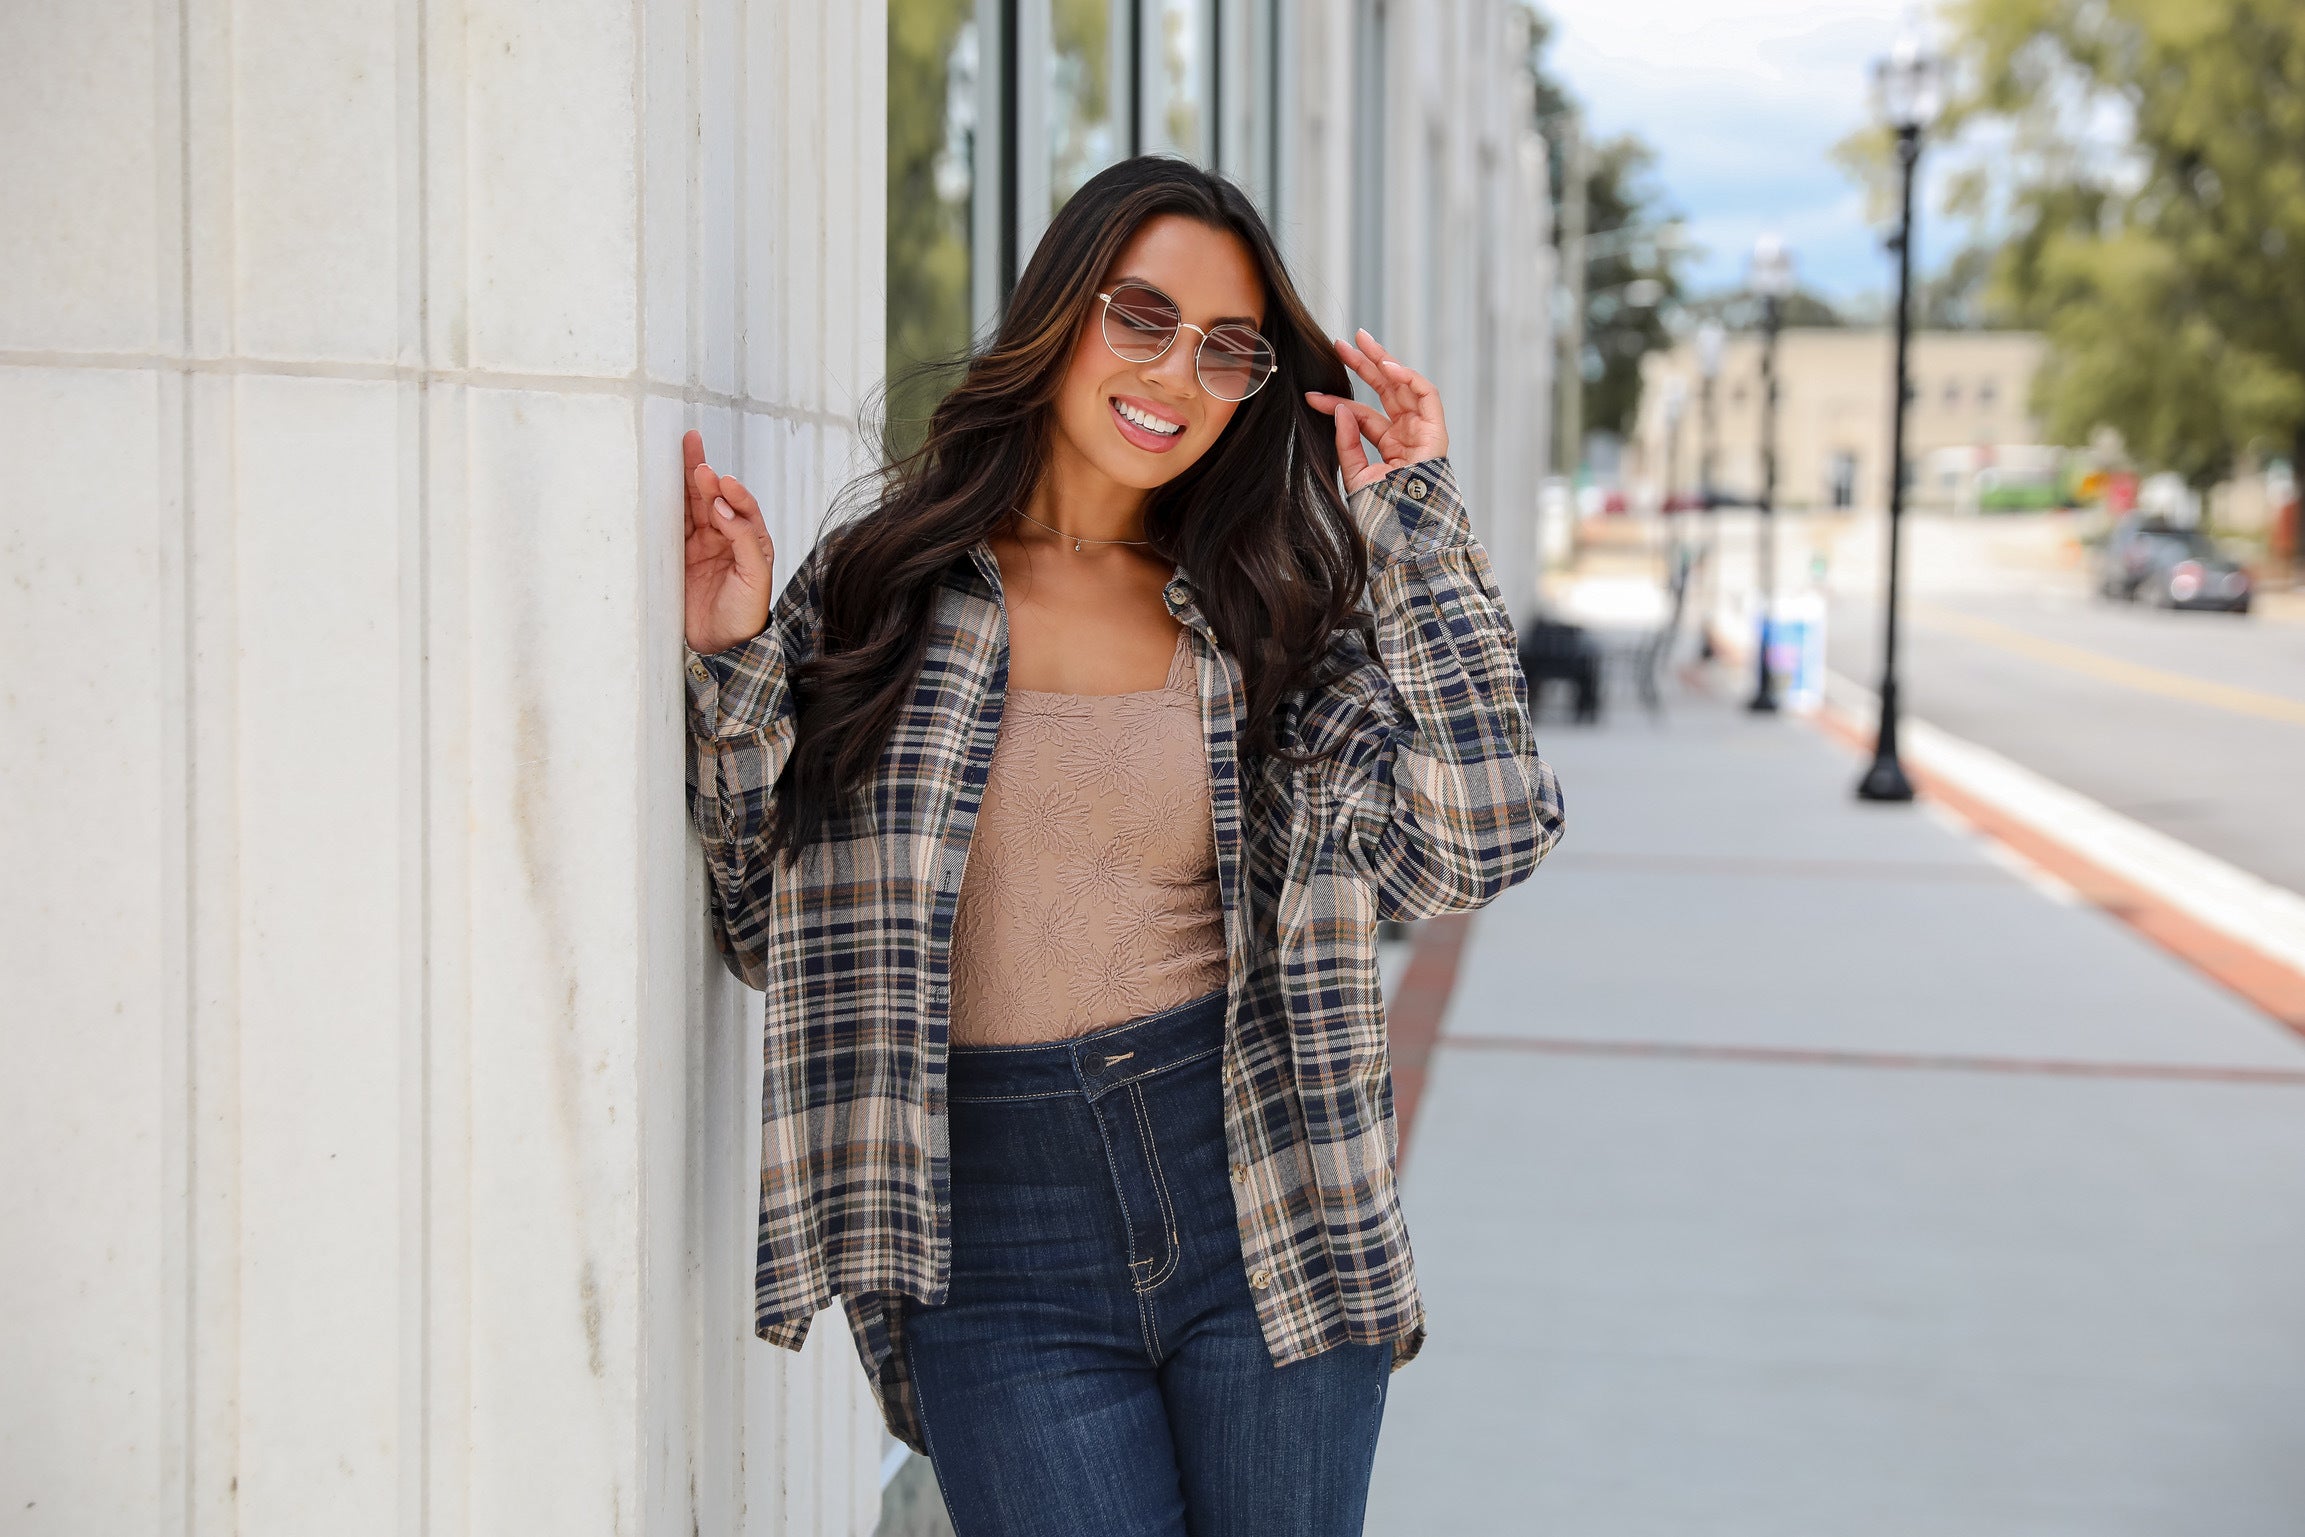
1524, 9, 1687, 439
1915, 243, 2012, 330
1947, 0, 2305, 487
1579, 135, 1686, 438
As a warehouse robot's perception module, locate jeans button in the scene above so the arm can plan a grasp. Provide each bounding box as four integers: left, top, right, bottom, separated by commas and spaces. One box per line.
1083, 1053, 1103, 1072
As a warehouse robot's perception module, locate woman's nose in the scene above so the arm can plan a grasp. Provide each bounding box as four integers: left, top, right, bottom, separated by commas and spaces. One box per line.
1144, 332, 1200, 397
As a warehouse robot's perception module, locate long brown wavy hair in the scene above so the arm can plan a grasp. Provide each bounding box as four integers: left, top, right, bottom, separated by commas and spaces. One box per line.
768, 155, 1365, 857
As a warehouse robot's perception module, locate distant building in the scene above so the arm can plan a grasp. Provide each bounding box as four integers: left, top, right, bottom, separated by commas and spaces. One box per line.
1631, 328, 2053, 512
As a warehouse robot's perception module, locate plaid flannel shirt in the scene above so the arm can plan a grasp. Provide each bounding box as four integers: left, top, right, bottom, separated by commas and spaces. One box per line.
683, 456, 1563, 1453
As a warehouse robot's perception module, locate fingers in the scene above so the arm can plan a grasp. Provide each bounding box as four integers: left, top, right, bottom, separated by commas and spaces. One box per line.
1306, 390, 1393, 438
1333, 336, 1388, 400
1381, 355, 1447, 428
1326, 398, 1373, 486
714, 474, 776, 587
1327, 400, 1392, 490
684, 429, 722, 537
1352, 328, 1402, 370
1344, 330, 1443, 427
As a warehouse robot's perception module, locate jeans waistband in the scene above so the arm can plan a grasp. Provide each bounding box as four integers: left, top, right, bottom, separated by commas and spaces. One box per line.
945, 988, 1228, 1104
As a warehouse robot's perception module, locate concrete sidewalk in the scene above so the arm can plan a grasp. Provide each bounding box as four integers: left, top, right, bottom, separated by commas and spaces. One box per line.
1366, 676, 2305, 1535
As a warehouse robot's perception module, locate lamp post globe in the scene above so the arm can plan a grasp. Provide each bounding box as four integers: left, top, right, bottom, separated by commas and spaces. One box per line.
1858, 25, 1942, 802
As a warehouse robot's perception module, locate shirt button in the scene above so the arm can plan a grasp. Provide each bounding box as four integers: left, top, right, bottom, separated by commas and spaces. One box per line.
1230, 1162, 1248, 1183
1165, 582, 1188, 604
1407, 477, 1429, 500
1250, 1268, 1272, 1290
687, 659, 710, 681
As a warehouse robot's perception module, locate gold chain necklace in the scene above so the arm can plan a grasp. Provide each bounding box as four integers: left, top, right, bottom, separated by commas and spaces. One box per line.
1011, 506, 1152, 553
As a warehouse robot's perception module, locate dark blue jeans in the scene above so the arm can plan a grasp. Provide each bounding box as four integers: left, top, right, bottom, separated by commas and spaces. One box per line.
903, 987, 1392, 1536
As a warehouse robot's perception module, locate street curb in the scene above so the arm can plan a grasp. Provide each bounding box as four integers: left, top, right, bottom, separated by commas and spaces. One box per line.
1816, 678, 2305, 1039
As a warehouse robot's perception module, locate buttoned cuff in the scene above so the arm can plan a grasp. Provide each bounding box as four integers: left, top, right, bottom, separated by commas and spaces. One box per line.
1346, 457, 1468, 568
684, 633, 765, 737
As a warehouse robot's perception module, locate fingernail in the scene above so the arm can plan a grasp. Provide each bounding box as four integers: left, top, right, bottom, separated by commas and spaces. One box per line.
715, 497, 733, 519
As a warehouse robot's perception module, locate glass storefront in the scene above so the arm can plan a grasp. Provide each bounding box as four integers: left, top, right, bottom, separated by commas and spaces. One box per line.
886, 0, 982, 451
1145, 0, 1209, 163
887, 0, 1288, 438
1049, 0, 1126, 213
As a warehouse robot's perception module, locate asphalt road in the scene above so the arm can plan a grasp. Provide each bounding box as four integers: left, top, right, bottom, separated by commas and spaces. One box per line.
1827, 578, 2305, 897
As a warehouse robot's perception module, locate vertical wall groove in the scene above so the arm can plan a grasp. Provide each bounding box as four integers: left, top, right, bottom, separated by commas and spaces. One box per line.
402, 0, 435, 1527
7, 5, 887, 1532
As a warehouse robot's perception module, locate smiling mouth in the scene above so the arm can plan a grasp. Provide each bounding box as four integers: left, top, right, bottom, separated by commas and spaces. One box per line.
1111, 396, 1185, 438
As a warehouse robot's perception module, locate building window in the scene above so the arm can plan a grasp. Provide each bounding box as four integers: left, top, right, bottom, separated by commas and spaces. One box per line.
889, 0, 1282, 440
1144, 0, 1211, 160
886, 0, 982, 453
1828, 450, 1857, 509
1049, 0, 1127, 215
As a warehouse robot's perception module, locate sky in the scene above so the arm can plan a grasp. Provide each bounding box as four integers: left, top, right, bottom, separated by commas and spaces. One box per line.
1535, 0, 1958, 307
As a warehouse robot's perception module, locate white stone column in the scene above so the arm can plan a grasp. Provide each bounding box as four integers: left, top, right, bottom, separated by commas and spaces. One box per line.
0, 2, 889, 1533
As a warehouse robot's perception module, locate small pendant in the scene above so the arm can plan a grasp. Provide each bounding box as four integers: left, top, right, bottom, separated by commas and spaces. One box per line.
1072, 538, 1082, 552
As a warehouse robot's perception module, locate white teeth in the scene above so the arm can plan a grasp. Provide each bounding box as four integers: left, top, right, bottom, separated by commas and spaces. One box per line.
1115, 399, 1182, 435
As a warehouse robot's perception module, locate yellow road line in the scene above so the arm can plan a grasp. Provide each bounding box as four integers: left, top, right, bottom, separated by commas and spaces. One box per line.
1912, 602, 2305, 726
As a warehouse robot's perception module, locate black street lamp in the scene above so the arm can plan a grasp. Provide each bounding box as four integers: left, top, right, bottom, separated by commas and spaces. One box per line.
1748, 234, 1794, 714
1696, 320, 1724, 660
1858, 31, 1942, 802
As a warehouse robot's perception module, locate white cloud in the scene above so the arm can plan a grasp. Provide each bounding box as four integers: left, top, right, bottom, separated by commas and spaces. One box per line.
1535, 0, 1956, 301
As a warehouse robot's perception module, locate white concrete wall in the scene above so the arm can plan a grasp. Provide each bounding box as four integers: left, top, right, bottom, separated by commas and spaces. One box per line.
0, 2, 888, 1533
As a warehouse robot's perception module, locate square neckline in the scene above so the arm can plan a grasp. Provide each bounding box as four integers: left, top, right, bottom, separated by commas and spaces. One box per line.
1005, 625, 1194, 701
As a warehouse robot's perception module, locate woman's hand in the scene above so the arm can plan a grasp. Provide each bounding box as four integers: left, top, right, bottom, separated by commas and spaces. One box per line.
1303, 330, 1450, 494
683, 427, 776, 655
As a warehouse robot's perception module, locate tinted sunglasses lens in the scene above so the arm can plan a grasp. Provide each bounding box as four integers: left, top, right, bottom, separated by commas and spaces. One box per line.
1103, 285, 1179, 361
1199, 325, 1275, 400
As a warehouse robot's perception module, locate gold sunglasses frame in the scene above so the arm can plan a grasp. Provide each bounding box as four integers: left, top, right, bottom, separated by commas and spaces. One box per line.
1094, 282, 1277, 403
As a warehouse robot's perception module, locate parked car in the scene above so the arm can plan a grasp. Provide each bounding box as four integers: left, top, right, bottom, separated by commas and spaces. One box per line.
2096, 517, 2252, 612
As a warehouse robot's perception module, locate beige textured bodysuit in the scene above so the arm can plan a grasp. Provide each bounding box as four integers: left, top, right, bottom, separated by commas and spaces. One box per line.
946, 626, 1228, 1046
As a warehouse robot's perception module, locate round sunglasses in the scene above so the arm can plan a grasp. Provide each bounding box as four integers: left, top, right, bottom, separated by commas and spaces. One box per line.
1095, 280, 1277, 402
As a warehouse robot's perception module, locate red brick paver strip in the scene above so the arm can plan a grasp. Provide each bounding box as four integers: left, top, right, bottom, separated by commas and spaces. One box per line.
1815, 705, 2305, 1041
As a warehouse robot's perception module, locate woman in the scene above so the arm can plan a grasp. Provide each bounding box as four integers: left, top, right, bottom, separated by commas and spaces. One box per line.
680, 157, 1561, 1535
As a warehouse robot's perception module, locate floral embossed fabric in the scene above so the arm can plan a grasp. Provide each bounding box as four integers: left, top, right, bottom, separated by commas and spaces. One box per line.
947, 627, 1227, 1045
